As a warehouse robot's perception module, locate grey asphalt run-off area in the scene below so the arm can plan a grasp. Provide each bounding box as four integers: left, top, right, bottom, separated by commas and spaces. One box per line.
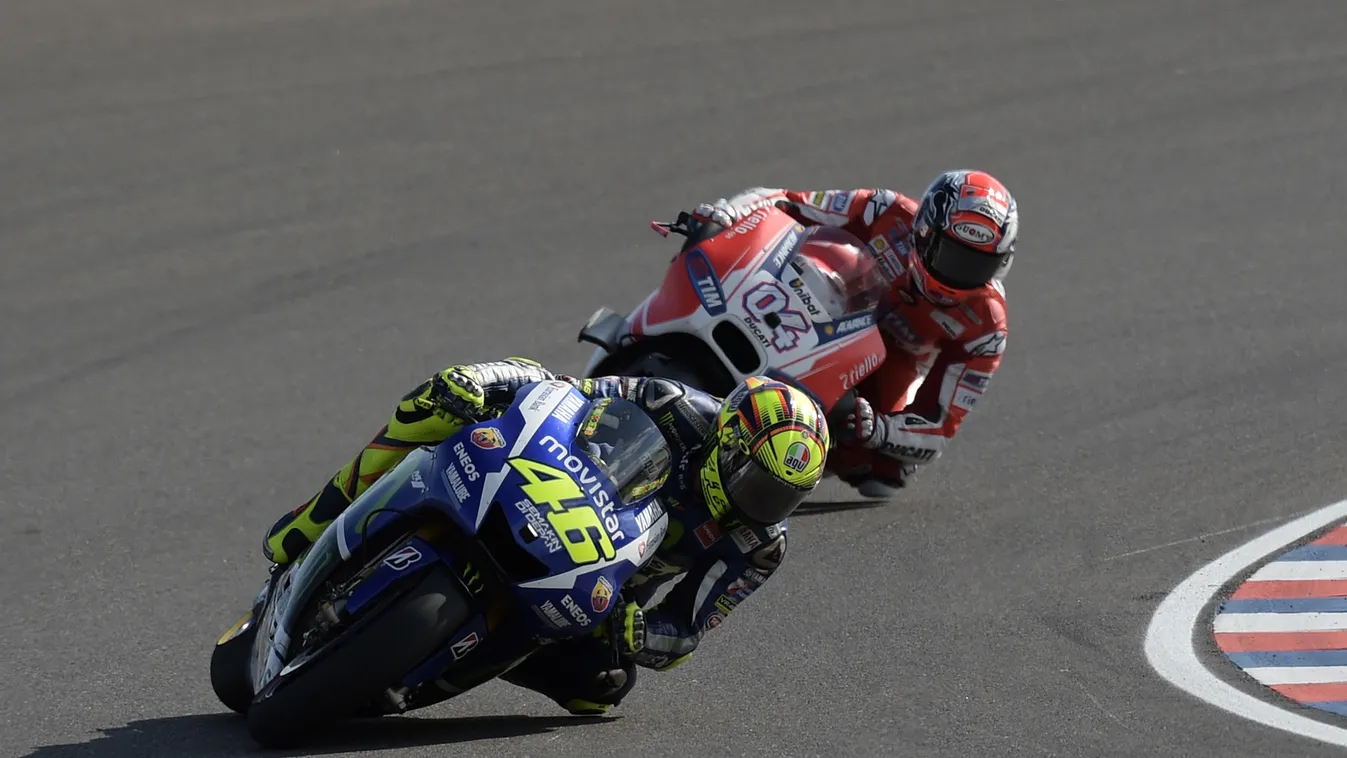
4, 1, 1347, 756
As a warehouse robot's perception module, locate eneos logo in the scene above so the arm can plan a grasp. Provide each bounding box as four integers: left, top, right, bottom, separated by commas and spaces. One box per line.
454, 442, 479, 481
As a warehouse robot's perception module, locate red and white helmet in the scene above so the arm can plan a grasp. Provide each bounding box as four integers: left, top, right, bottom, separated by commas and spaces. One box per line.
910, 170, 1018, 306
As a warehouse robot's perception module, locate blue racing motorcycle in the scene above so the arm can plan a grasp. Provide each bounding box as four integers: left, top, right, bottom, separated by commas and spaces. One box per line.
208, 380, 673, 748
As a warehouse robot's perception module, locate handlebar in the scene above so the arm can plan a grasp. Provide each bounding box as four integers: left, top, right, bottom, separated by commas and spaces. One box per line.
650, 201, 799, 239
649, 211, 694, 238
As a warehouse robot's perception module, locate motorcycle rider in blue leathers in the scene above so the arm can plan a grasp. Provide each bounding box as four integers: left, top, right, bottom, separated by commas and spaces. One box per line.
262, 358, 831, 714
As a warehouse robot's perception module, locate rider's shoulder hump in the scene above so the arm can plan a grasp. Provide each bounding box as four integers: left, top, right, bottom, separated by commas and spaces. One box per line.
727, 521, 788, 571
967, 285, 1008, 332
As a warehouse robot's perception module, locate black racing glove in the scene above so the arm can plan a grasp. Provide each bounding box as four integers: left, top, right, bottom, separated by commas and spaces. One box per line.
602, 600, 645, 659
841, 395, 888, 450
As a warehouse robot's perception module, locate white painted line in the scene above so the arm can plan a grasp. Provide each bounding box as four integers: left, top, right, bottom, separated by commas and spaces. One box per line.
1214, 612, 1347, 634
1144, 498, 1347, 748
1244, 666, 1347, 686
1252, 561, 1347, 581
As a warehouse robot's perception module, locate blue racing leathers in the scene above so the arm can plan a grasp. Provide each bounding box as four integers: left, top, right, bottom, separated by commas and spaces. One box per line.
565, 375, 790, 671
263, 355, 788, 714
500, 370, 790, 713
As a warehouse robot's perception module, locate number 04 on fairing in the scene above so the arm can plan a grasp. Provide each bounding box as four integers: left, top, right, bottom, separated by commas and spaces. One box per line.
577, 204, 889, 415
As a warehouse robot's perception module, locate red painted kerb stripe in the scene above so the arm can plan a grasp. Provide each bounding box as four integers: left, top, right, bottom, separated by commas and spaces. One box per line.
1216, 631, 1347, 652
1232, 580, 1347, 599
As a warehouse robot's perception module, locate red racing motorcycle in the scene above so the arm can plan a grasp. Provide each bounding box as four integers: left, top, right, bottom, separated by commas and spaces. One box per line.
576, 202, 889, 421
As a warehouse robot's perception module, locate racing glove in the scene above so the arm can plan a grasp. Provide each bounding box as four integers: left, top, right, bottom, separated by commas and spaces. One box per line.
417, 357, 553, 424
415, 367, 492, 422
841, 395, 887, 450
598, 600, 646, 659
690, 187, 786, 228
838, 396, 920, 481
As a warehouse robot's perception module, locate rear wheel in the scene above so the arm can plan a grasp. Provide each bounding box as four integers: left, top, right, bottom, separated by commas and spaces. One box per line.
622, 352, 715, 388
596, 343, 732, 396
245, 565, 469, 749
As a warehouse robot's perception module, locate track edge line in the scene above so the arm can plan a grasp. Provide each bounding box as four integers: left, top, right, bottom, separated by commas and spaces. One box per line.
1144, 499, 1347, 747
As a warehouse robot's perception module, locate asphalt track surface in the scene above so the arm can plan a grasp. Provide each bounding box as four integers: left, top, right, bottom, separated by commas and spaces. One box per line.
5, 1, 1347, 756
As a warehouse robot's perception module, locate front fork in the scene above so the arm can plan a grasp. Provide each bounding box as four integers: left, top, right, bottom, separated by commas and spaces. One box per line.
215, 570, 278, 647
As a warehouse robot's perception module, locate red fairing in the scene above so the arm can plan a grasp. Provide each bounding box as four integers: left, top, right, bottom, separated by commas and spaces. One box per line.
628, 300, 648, 337
621, 206, 891, 416
640, 261, 702, 328
641, 209, 800, 330
793, 328, 887, 410
698, 208, 796, 278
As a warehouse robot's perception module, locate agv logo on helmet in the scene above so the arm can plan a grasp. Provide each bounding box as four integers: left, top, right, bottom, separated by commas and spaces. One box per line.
699, 377, 830, 526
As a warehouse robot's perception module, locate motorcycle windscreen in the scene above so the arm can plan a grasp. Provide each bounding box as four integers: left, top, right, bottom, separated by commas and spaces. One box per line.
573, 397, 671, 505
791, 228, 888, 318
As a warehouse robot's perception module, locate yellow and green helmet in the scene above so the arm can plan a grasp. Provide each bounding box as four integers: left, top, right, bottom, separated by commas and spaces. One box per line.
699, 376, 831, 525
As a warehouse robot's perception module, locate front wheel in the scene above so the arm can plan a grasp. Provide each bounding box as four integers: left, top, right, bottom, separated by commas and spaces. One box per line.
210, 613, 259, 715
246, 565, 469, 749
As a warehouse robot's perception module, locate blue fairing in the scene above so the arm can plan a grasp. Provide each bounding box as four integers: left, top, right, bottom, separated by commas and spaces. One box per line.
344, 535, 442, 615
302, 379, 670, 690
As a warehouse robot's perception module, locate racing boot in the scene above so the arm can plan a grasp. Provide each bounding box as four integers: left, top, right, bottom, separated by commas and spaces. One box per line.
263, 481, 353, 565
261, 364, 502, 564
560, 666, 632, 715
854, 477, 904, 500
262, 421, 430, 564
561, 700, 612, 716
829, 447, 913, 500
564, 602, 644, 713
853, 454, 915, 499
501, 611, 642, 715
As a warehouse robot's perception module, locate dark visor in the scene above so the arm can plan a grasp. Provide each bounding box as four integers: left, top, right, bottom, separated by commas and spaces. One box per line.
720, 446, 807, 525
923, 235, 1004, 290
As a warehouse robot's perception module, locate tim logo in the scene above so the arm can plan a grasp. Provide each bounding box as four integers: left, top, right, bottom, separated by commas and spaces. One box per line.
685, 249, 727, 316
382, 545, 423, 572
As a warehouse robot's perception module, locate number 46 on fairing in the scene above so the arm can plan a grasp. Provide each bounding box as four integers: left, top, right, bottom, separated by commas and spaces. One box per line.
507, 457, 616, 565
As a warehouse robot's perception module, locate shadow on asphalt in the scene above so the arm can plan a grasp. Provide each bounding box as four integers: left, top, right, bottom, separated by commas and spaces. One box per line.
22, 712, 614, 757
793, 499, 891, 517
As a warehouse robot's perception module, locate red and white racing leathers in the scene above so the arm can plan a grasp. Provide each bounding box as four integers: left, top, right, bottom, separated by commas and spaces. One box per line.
704, 187, 1008, 484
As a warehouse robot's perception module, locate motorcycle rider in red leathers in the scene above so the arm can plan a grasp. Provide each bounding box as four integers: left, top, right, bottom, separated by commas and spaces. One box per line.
690, 170, 1017, 498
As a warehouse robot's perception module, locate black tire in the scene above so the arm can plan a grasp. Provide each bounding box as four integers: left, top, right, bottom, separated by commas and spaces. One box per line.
826, 390, 858, 425
210, 618, 259, 715
605, 346, 717, 386
652, 361, 716, 391
245, 565, 469, 749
